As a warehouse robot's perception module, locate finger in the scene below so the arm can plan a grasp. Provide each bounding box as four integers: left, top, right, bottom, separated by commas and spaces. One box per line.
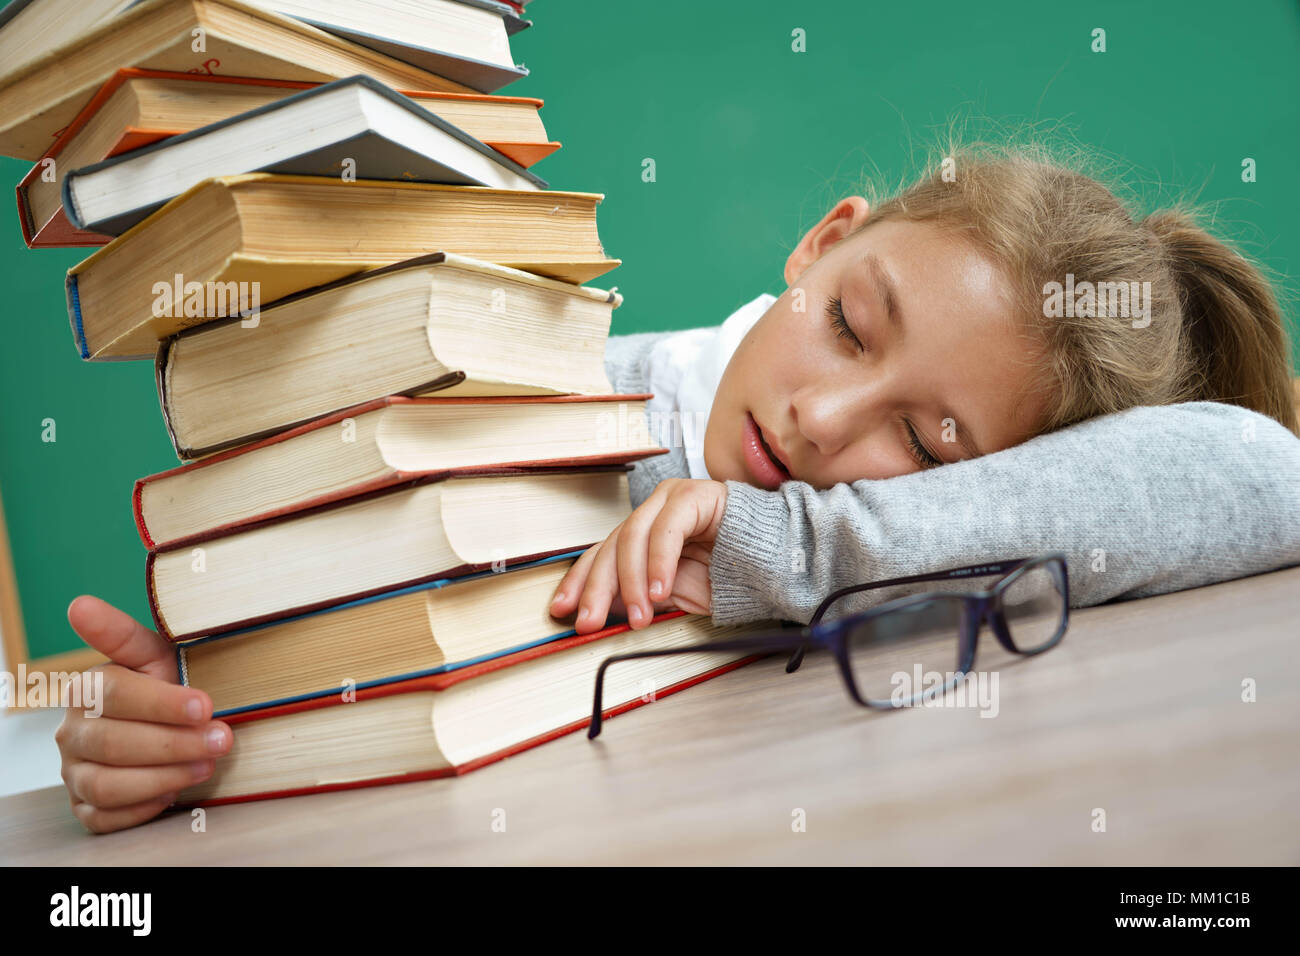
608, 592, 678, 622
63, 758, 214, 810
71, 795, 178, 835
68, 595, 177, 681
616, 497, 669, 630
574, 529, 624, 634
96, 664, 214, 725
667, 555, 713, 615
644, 488, 710, 613
64, 715, 231, 767
549, 542, 605, 618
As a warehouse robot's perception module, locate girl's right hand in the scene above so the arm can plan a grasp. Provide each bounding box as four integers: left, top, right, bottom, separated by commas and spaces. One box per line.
56, 595, 232, 834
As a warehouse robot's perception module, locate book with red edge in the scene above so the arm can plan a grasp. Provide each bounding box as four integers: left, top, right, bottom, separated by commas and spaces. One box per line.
176, 609, 771, 807
0, 0, 485, 163
16, 67, 560, 248
144, 463, 640, 642
133, 393, 664, 552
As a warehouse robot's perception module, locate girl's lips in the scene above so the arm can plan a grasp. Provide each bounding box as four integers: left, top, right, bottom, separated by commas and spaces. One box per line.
742, 412, 791, 490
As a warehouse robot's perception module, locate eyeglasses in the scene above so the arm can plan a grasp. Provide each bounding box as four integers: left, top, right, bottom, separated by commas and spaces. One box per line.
587, 553, 1069, 738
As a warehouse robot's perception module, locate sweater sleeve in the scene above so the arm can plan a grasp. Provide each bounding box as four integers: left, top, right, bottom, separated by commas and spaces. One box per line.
603, 329, 697, 507
707, 401, 1300, 625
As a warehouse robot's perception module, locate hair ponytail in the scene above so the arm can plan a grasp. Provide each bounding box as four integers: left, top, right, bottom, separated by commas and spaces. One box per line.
1141, 209, 1299, 434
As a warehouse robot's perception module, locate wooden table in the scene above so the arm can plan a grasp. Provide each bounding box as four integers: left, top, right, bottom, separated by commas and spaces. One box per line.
3, 565, 1298, 865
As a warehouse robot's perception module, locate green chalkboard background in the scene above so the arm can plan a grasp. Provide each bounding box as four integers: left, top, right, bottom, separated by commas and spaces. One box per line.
1, 0, 1297, 658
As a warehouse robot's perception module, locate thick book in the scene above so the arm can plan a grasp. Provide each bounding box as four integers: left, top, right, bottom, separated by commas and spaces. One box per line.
258, 0, 530, 93
62, 75, 546, 237
147, 465, 636, 641
136, 393, 664, 549
177, 610, 769, 806
153, 253, 624, 460
17, 68, 559, 248
179, 550, 587, 716
65, 175, 618, 360
0, 0, 476, 162
0, 0, 528, 92
0, 0, 135, 81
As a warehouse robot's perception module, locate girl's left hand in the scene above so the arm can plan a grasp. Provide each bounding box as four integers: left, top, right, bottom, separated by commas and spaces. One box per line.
549, 478, 729, 634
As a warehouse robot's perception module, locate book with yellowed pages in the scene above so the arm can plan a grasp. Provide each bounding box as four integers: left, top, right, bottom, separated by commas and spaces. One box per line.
66, 177, 619, 360
147, 466, 637, 641
17, 67, 560, 248
178, 610, 771, 806
180, 550, 586, 715
62, 75, 548, 237
136, 393, 665, 549
0, 0, 530, 92
152, 253, 624, 460
0, 0, 479, 161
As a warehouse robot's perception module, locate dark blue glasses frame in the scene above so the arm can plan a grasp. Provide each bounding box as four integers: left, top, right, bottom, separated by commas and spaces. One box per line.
587, 553, 1069, 738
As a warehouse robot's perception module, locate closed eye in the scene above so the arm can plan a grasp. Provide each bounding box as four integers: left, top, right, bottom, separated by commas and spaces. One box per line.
825, 295, 864, 352
904, 419, 943, 469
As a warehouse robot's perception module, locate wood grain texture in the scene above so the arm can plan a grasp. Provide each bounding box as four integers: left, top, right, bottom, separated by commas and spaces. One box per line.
3, 564, 1298, 864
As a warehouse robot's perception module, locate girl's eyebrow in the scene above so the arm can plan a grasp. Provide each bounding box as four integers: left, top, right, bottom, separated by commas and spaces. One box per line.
861, 252, 985, 461
862, 253, 903, 338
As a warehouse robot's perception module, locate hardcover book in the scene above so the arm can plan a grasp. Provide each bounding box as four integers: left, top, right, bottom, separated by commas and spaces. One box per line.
66, 177, 618, 360
178, 610, 770, 806
61, 75, 547, 237
135, 393, 663, 549
147, 465, 637, 641
16, 68, 559, 248
0, 0, 477, 161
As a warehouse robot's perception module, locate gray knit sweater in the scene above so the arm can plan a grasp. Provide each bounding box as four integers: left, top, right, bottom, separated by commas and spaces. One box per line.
604, 329, 1300, 626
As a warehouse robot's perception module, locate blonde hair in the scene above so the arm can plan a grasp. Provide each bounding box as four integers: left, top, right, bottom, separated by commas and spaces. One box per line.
844, 132, 1299, 437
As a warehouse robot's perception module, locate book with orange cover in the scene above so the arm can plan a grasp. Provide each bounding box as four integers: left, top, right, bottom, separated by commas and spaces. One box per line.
16, 68, 561, 248
177, 609, 770, 807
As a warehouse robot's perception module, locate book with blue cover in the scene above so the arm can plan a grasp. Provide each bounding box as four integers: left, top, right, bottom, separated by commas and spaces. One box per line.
179, 549, 588, 717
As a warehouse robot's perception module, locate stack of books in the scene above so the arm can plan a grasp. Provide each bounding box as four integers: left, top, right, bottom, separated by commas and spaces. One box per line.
4, 0, 771, 804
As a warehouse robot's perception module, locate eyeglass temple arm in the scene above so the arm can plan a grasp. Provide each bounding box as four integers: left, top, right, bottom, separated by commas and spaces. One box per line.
587, 629, 809, 739
785, 557, 1034, 673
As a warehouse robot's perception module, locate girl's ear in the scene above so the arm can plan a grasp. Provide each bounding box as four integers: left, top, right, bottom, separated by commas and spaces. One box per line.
784, 196, 871, 286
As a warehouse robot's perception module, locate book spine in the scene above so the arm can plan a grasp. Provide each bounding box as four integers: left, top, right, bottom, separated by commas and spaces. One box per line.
131, 477, 155, 551
153, 337, 185, 460
65, 272, 88, 360
144, 550, 172, 642
15, 174, 37, 248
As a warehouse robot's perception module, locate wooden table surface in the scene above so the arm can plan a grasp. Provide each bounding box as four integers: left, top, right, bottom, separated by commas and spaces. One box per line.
3, 565, 1298, 865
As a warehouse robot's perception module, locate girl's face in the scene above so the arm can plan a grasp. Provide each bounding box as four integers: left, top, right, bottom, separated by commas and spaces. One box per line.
703, 196, 1051, 490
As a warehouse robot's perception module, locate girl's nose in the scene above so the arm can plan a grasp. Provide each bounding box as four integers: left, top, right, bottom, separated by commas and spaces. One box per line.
791, 382, 879, 459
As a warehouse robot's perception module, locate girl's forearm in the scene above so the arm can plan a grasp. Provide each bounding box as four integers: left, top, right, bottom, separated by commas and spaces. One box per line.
709, 401, 1300, 625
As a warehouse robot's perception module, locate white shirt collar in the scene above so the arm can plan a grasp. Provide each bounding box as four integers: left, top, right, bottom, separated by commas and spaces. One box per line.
643, 292, 778, 479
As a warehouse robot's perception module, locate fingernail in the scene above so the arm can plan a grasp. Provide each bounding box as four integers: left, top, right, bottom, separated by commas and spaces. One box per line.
576, 607, 589, 625
190, 759, 214, 780
206, 728, 228, 753
160, 792, 179, 806
550, 591, 563, 607
629, 604, 644, 625
649, 579, 664, 599
185, 697, 203, 721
